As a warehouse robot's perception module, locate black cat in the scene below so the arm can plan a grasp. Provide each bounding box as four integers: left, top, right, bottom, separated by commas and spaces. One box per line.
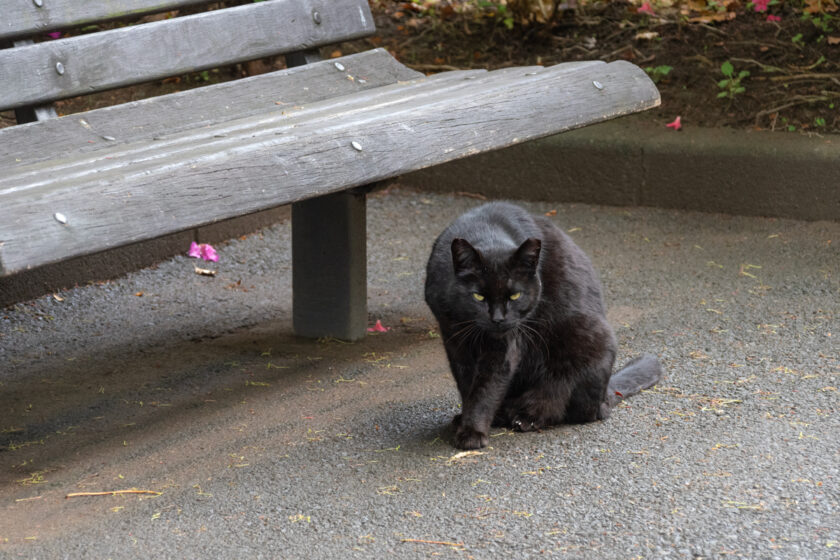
424, 202, 662, 450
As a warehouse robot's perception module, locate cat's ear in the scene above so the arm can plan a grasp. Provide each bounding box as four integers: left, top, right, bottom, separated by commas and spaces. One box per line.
511, 238, 541, 274
451, 238, 483, 277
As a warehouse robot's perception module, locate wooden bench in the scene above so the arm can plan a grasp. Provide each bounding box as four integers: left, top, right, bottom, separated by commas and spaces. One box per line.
0, 0, 660, 340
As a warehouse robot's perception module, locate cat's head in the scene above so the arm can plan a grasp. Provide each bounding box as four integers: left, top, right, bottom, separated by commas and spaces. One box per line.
450, 237, 542, 334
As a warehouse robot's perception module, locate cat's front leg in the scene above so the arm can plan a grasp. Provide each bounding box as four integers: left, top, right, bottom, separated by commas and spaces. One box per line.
455, 339, 521, 450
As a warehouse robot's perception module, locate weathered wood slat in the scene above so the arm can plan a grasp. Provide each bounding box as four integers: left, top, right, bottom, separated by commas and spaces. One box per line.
0, 61, 624, 196
0, 49, 422, 169
1, 0, 215, 41
0, 58, 598, 178
0, 0, 375, 111
0, 68, 496, 186
0, 59, 659, 276
8, 38, 59, 124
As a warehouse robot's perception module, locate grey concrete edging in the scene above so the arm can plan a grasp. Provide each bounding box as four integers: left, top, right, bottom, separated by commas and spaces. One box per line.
401, 114, 840, 222
2, 117, 837, 307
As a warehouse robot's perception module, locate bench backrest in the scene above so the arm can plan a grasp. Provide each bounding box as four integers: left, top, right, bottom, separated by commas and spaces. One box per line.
0, 0, 375, 113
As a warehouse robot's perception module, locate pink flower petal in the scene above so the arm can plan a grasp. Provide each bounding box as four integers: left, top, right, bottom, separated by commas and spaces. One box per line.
188, 241, 202, 258
367, 319, 390, 333
188, 242, 219, 261
753, 0, 769, 12
766, 14, 781, 22
47, 32, 62, 39
666, 116, 682, 131
200, 244, 219, 262
638, 2, 656, 16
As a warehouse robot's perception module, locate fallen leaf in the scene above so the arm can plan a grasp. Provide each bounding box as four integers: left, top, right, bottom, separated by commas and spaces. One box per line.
688, 12, 736, 22
194, 267, 217, 277
805, 0, 837, 13
635, 31, 660, 40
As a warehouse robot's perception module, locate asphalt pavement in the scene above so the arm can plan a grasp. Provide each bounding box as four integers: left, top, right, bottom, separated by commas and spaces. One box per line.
1, 187, 838, 559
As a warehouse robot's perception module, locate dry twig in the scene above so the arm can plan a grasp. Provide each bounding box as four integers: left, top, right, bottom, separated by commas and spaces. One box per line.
405, 63, 465, 72
754, 93, 839, 126
66, 489, 161, 499
770, 73, 840, 83
401, 538, 465, 547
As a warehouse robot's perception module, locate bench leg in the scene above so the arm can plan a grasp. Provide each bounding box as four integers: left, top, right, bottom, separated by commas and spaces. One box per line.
292, 190, 367, 341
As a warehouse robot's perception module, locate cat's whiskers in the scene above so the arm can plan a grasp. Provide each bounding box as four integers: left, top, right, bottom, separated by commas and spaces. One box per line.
513, 323, 535, 350
519, 320, 550, 356
447, 320, 479, 350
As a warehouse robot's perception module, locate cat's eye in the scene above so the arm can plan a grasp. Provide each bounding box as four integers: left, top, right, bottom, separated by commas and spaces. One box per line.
509, 292, 522, 301
472, 293, 485, 302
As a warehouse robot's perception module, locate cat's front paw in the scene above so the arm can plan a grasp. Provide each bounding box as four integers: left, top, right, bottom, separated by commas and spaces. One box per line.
454, 425, 488, 450
598, 402, 611, 421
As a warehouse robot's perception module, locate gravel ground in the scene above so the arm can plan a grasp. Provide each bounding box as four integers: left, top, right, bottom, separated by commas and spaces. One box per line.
1, 187, 838, 559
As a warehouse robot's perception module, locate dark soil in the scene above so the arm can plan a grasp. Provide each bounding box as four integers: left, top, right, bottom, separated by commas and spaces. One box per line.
2, 1, 838, 134
360, 0, 840, 134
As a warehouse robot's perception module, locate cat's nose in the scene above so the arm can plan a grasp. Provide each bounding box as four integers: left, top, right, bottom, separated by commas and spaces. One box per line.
490, 307, 505, 324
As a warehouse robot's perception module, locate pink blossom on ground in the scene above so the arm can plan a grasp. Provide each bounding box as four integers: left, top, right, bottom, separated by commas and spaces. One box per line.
638, 2, 656, 16
187, 242, 219, 262
753, 0, 770, 12
188, 242, 202, 258
766, 14, 781, 22
200, 244, 219, 262
666, 116, 682, 130
367, 320, 390, 333
47, 32, 62, 39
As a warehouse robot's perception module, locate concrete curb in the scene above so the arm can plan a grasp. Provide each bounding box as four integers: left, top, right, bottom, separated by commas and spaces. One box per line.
401, 114, 840, 222
2, 118, 837, 306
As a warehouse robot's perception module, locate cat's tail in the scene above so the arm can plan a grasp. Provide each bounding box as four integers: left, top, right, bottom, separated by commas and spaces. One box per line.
607, 354, 663, 407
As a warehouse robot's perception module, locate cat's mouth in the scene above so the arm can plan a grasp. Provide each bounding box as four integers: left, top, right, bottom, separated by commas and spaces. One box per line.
486, 322, 516, 336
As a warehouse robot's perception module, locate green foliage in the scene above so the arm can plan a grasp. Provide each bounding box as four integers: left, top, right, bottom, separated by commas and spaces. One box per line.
801, 11, 834, 33
478, 1, 515, 29
717, 61, 749, 100
645, 65, 673, 84
814, 116, 827, 127
706, 1, 729, 12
